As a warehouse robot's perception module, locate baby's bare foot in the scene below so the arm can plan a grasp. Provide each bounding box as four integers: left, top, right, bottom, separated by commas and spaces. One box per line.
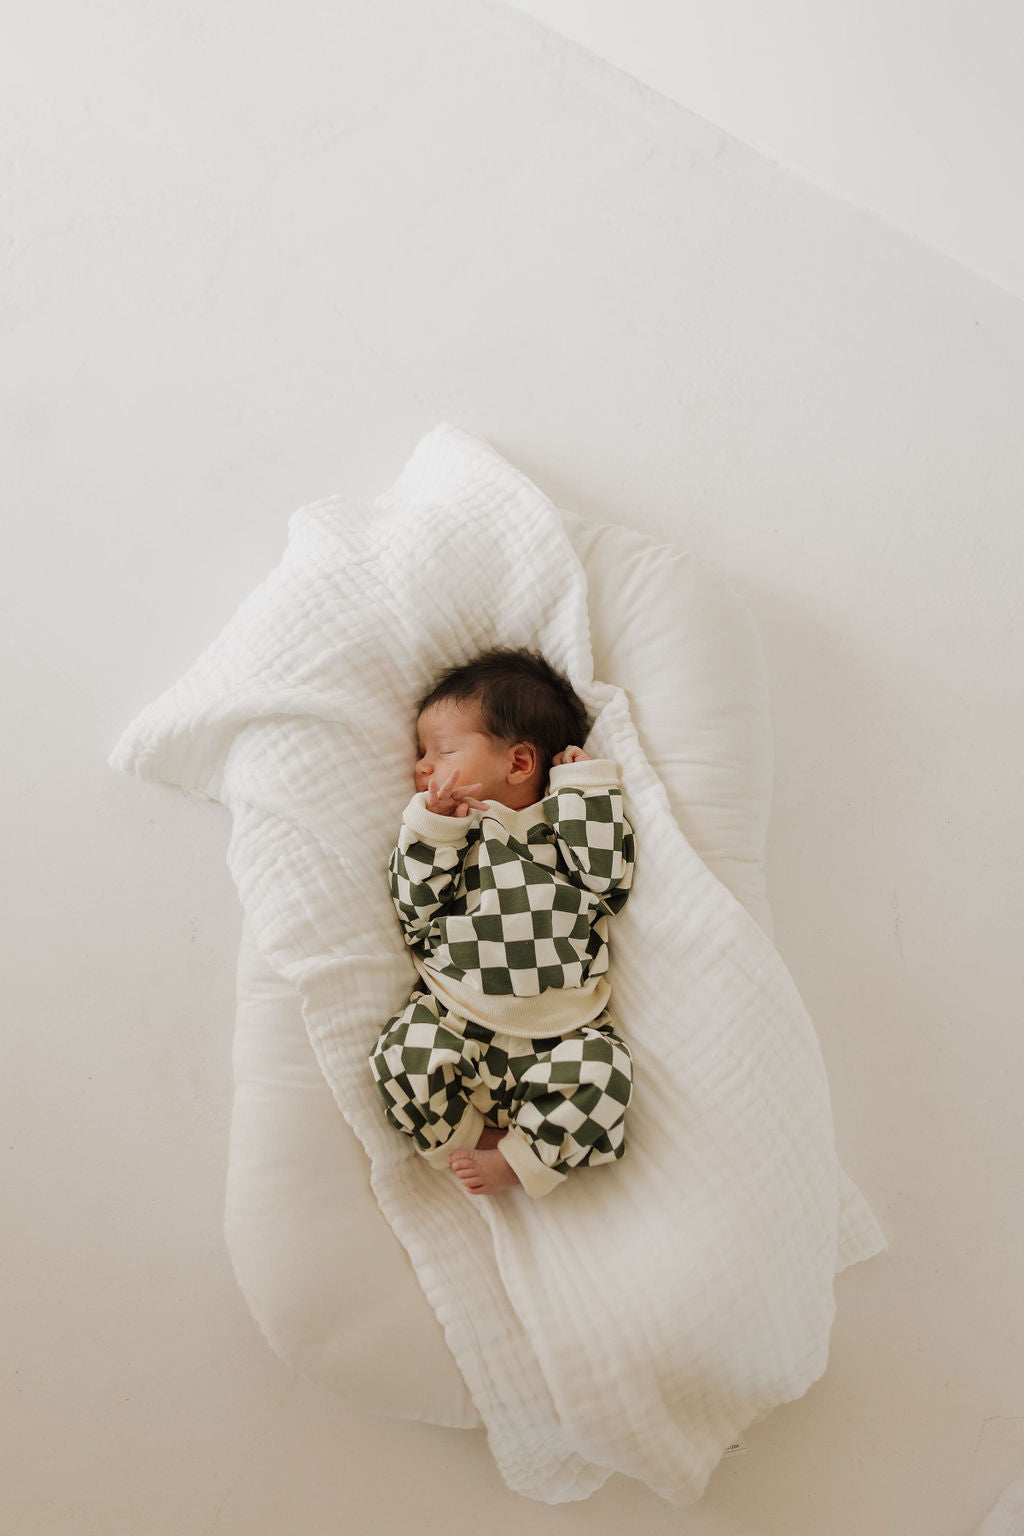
448, 1145, 520, 1195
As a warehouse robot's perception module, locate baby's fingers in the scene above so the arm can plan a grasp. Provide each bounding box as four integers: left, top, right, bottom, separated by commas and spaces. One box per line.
426, 769, 457, 801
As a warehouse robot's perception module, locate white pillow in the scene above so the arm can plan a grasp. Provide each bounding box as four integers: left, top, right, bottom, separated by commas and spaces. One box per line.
561, 508, 773, 938
225, 506, 774, 1427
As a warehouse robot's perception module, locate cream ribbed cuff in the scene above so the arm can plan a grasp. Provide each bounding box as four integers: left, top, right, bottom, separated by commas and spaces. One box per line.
497, 1127, 568, 1200
546, 758, 621, 791
418, 1102, 485, 1170
402, 791, 474, 844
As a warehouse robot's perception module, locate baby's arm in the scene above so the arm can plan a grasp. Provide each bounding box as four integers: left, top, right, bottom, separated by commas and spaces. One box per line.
543, 754, 635, 913
389, 781, 483, 946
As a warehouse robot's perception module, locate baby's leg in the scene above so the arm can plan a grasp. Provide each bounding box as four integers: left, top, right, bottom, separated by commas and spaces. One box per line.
504, 1021, 634, 1191
448, 1022, 632, 1199
444, 1038, 523, 1194
369, 993, 483, 1160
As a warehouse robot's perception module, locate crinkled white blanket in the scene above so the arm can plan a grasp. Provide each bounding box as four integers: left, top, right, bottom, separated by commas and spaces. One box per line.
111, 423, 885, 1505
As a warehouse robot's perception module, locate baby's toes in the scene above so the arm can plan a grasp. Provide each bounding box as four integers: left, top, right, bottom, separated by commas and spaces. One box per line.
448, 1151, 483, 1191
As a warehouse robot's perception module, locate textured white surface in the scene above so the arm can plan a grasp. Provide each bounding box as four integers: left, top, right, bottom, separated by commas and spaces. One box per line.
4, 0, 1023, 1530
111, 423, 883, 1503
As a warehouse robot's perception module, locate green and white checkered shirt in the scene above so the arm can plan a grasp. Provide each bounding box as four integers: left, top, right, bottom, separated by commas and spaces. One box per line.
388, 758, 635, 1036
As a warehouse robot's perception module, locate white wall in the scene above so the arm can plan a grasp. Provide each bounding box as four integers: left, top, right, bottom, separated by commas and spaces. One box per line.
3, 1, 1023, 1533
504, 0, 1024, 302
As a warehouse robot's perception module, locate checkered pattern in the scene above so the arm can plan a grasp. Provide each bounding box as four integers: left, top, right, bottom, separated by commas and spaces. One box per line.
388, 776, 635, 1000
369, 987, 634, 1174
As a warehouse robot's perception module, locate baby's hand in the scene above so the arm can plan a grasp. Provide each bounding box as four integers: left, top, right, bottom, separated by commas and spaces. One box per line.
425, 769, 490, 818
551, 746, 591, 766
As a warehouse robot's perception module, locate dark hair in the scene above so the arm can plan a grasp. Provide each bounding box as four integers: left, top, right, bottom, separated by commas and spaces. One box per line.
415, 647, 590, 784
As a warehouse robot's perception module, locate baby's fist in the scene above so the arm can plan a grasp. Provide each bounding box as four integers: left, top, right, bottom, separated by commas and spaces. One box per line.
552, 745, 591, 766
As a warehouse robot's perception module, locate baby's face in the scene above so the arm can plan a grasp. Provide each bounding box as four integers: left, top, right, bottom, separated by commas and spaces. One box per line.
414, 698, 525, 806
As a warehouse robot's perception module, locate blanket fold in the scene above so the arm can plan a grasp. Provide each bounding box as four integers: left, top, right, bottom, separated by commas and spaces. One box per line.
111, 422, 885, 1505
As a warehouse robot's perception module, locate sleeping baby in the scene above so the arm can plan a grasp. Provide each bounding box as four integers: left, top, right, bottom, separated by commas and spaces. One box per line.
369, 646, 635, 1199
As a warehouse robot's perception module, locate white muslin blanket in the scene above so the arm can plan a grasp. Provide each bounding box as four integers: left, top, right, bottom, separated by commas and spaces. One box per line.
111, 423, 885, 1505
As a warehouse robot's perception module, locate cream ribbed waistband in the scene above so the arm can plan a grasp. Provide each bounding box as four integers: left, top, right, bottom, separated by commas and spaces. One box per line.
412, 957, 611, 1039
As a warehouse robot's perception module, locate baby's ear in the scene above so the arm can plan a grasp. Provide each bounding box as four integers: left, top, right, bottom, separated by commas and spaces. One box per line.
508, 740, 538, 781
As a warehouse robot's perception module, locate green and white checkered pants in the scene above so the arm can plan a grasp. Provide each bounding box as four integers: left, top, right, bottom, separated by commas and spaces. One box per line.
369, 986, 633, 1196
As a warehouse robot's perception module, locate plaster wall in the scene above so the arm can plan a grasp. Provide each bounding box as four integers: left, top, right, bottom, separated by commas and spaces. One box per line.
506, 0, 1024, 300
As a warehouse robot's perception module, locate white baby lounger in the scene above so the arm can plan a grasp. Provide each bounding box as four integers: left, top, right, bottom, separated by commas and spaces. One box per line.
111, 424, 885, 1505
225, 500, 777, 1430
